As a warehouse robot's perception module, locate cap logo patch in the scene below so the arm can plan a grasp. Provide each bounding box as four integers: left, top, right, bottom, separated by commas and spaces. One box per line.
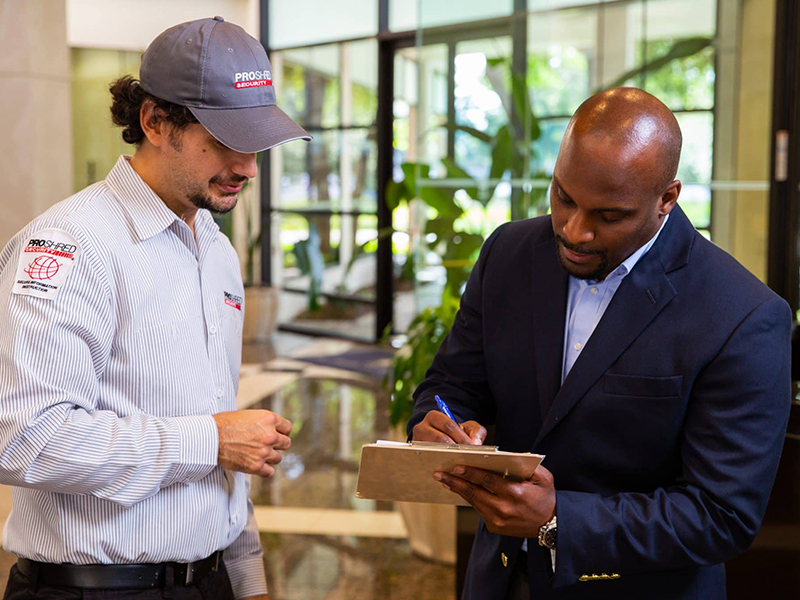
234, 70, 272, 89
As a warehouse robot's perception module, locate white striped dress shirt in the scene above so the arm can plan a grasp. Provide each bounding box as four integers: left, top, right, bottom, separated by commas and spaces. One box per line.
0, 156, 267, 599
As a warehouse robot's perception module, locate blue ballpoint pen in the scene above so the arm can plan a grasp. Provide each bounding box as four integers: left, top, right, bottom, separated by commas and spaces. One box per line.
435, 395, 458, 422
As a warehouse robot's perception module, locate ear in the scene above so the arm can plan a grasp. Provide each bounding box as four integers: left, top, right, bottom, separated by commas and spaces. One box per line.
139, 99, 170, 148
658, 180, 681, 217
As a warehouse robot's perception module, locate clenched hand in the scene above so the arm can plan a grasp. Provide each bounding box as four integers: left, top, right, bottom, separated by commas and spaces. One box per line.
213, 410, 292, 477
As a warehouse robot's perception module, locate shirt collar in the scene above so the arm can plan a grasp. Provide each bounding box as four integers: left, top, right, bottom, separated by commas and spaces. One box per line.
576, 213, 670, 286
105, 155, 219, 244
615, 213, 669, 278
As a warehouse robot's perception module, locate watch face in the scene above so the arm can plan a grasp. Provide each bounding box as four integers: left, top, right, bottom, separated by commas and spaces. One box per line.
544, 527, 557, 548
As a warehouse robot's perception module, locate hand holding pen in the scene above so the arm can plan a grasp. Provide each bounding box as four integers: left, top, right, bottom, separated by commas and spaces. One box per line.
411, 394, 487, 445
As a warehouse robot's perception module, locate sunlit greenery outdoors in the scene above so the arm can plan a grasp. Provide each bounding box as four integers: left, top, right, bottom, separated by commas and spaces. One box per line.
269, 0, 719, 339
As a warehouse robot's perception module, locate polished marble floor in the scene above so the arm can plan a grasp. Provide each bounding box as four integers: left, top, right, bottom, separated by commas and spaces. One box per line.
0, 332, 456, 599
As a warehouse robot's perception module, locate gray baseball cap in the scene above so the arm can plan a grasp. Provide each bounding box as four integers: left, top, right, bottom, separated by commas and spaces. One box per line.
139, 16, 310, 153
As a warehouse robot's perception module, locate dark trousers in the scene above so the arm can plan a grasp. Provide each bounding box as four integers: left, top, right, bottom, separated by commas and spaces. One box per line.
3, 563, 235, 600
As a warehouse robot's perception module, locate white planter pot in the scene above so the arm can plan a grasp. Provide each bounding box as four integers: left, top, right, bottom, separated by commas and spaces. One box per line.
243, 286, 279, 343
390, 426, 457, 564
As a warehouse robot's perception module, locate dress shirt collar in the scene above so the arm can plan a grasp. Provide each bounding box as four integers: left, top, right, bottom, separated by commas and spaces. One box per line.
576, 213, 670, 286
106, 155, 219, 244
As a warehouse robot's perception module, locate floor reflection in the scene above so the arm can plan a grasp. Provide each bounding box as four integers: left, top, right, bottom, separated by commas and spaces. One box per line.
243, 354, 454, 600
261, 533, 454, 600
250, 377, 391, 511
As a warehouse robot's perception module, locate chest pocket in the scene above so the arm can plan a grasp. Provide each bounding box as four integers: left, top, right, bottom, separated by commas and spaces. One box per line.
134, 314, 212, 416
603, 374, 683, 398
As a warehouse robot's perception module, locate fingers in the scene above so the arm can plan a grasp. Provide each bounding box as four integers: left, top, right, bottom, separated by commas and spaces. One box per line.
264, 448, 283, 466
449, 465, 512, 496
257, 462, 276, 478
269, 432, 292, 452
274, 416, 293, 436
434, 470, 494, 510
529, 463, 554, 485
461, 421, 487, 444
413, 411, 473, 444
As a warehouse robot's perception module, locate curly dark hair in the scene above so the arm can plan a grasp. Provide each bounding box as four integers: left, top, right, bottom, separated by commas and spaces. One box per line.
109, 75, 199, 146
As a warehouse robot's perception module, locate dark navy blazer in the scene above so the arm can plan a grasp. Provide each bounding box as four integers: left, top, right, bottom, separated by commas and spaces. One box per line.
407, 206, 792, 600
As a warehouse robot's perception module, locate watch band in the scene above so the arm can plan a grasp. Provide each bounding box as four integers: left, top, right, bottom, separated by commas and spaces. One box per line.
538, 515, 557, 549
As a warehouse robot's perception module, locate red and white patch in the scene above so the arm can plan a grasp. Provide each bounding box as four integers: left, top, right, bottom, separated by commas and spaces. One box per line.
234, 69, 273, 89
13, 229, 81, 300
235, 80, 272, 89
224, 291, 242, 311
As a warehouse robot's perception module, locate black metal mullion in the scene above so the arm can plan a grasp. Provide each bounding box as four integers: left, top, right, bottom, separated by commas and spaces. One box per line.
767, 0, 800, 310
375, 35, 394, 341
447, 40, 457, 160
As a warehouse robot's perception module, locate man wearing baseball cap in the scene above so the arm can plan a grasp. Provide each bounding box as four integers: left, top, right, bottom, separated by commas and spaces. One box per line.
0, 17, 309, 600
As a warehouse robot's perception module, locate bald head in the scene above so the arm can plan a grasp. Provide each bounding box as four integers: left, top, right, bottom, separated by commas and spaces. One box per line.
564, 87, 682, 194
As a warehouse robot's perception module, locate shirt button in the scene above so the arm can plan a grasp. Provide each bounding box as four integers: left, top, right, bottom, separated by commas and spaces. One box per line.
209, 325, 218, 335
590, 287, 598, 295
216, 389, 224, 399
574, 342, 582, 351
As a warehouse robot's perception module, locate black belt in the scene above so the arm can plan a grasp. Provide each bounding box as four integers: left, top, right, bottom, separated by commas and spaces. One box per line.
17, 550, 223, 590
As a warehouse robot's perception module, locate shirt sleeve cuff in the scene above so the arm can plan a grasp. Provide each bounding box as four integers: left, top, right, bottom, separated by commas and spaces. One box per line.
169, 414, 219, 483
226, 555, 268, 599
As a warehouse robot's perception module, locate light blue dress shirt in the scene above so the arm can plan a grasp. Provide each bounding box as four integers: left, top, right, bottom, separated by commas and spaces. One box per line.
524, 214, 669, 562
562, 214, 669, 382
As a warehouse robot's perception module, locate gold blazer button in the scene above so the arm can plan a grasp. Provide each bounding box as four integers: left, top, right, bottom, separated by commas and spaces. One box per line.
501, 553, 508, 567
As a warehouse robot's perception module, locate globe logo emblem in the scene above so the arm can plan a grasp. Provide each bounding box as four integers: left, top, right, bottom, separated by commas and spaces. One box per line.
24, 256, 61, 281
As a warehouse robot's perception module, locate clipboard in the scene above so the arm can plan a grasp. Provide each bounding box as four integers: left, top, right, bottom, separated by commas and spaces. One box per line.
355, 440, 545, 505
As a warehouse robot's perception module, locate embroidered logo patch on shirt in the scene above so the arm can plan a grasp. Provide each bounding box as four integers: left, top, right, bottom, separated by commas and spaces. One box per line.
224, 291, 242, 311
12, 229, 82, 300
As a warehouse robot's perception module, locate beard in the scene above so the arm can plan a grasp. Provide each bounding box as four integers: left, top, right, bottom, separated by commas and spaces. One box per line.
188, 191, 237, 214
186, 175, 246, 215
555, 235, 610, 281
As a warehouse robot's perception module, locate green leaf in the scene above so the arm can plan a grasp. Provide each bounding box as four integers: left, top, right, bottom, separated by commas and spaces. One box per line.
441, 157, 479, 198
600, 36, 713, 91
491, 125, 514, 180
418, 185, 463, 219
385, 178, 408, 211
486, 57, 508, 68
454, 124, 492, 144
442, 232, 484, 261
385, 293, 461, 427
401, 162, 431, 195
425, 218, 456, 246
510, 71, 540, 142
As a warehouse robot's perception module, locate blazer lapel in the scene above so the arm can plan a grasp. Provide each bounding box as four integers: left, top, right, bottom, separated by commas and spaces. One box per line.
530, 236, 569, 422
533, 228, 681, 447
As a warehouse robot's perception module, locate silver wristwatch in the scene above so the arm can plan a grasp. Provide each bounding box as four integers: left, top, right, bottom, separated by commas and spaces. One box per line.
538, 515, 557, 549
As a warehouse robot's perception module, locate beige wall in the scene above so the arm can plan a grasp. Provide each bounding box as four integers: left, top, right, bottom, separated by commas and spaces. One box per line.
730, 0, 776, 281
66, 0, 259, 52
0, 0, 73, 247
712, 0, 776, 282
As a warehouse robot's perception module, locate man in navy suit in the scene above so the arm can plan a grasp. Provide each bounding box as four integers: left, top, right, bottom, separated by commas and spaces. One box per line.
407, 88, 791, 599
